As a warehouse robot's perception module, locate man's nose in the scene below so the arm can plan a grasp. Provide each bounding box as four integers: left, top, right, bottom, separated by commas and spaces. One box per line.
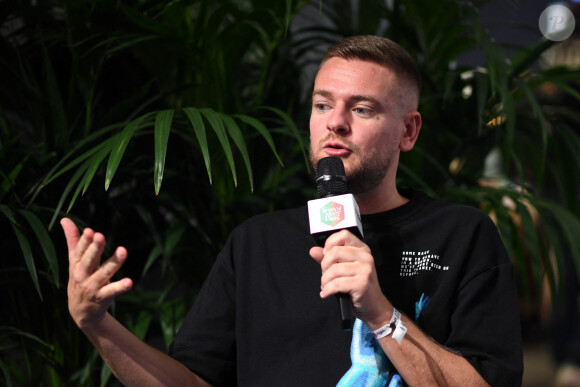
326, 105, 351, 134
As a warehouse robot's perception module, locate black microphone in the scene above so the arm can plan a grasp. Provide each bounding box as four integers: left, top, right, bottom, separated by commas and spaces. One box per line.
308, 157, 364, 330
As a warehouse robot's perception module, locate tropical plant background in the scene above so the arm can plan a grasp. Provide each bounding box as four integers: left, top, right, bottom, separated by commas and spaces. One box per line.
1, 0, 579, 385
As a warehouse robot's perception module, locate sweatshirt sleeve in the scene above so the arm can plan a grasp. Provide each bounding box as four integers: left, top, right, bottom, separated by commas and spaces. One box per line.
445, 215, 524, 387
168, 234, 237, 387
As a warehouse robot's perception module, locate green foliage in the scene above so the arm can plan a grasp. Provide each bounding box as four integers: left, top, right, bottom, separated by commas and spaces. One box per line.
295, 0, 580, 305
2, 0, 579, 384
1, 0, 310, 384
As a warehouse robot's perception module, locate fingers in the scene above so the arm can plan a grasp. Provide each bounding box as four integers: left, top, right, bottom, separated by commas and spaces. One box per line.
64, 219, 131, 294
319, 264, 355, 298
61, 217, 81, 257
309, 230, 391, 325
92, 246, 129, 287
318, 244, 372, 273
309, 230, 368, 264
315, 230, 371, 272
77, 231, 106, 276
71, 243, 129, 287
68, 245, 133, 327
73, 228, 95, 262
319, 254, 373, 298
324, 229, 368, 251
61, 218, 103, 275
63, 219, 134, 328
99, 277, 133, 300
309, 230, 374, 298
90, 247, 133, 300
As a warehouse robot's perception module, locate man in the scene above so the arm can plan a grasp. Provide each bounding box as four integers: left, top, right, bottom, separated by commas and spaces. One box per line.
62, 35, 523, 386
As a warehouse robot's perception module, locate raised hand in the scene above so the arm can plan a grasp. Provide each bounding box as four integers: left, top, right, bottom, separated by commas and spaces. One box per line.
61, 218, 133, 330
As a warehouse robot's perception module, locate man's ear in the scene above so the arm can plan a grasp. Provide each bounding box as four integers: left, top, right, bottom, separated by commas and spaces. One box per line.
400, 111, 421, 152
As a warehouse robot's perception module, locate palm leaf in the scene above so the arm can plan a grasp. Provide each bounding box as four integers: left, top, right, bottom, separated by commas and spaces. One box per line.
516, 78, 549, 185
261, 106, 310, 172
48, 162, 89, 229
33, 123, 121, 203
0, 155, 27, 203
159, 298, 187, 348
0, 205, 42, 299
517, 199, 552, 296
183, 107, 212, 184
154, 110, 174, 195
18, 210, 60, 287
105, 113, 153, 191
0, 362, 12, 387
233, 114, 284, 166
221, 114, 254, 192
80, 146, 111, 196
539, 200, 580, 280
199, 108, 238, 187
65, 147, 109, 214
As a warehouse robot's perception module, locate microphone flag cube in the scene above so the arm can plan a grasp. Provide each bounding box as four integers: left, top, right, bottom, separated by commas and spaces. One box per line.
307, 193, 364, 244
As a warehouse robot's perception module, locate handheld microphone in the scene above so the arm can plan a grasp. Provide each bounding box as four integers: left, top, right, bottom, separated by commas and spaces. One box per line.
307, 157, 364, 330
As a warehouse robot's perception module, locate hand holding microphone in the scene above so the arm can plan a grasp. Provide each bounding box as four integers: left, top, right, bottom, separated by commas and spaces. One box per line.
308, 157, 362, 330
308, 157, 392, 332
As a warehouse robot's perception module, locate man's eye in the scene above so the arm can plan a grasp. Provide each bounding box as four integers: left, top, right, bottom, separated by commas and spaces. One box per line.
315, 104, 328, 111
355, 107, 368, 115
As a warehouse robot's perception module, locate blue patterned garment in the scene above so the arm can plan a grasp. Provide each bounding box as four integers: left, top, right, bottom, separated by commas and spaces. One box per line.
337, 294, 431, 386
336, 318, 395, 386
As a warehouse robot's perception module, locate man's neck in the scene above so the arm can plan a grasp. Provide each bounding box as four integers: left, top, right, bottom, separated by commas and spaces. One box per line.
355, 187, 409, 215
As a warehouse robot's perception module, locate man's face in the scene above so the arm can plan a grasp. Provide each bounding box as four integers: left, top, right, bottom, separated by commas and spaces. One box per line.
309, 57, 408, 195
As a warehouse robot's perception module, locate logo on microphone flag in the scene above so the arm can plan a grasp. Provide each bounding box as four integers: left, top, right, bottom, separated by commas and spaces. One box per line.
320, 201, 345, 226
307, 193, 363, 239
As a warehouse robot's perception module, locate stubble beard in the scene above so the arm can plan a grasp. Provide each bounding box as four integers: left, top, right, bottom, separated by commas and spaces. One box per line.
309, 139, 392, 196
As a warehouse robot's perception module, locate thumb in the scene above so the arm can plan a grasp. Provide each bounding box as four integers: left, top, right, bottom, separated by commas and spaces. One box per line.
309, 246, 324, 264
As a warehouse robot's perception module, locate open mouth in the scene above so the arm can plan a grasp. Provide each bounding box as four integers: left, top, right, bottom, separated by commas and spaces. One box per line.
324, 141, 348, 151
323, 141, 351, 156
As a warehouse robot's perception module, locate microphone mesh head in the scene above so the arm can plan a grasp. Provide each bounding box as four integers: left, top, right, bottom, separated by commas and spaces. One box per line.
315, 157, 348, 197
